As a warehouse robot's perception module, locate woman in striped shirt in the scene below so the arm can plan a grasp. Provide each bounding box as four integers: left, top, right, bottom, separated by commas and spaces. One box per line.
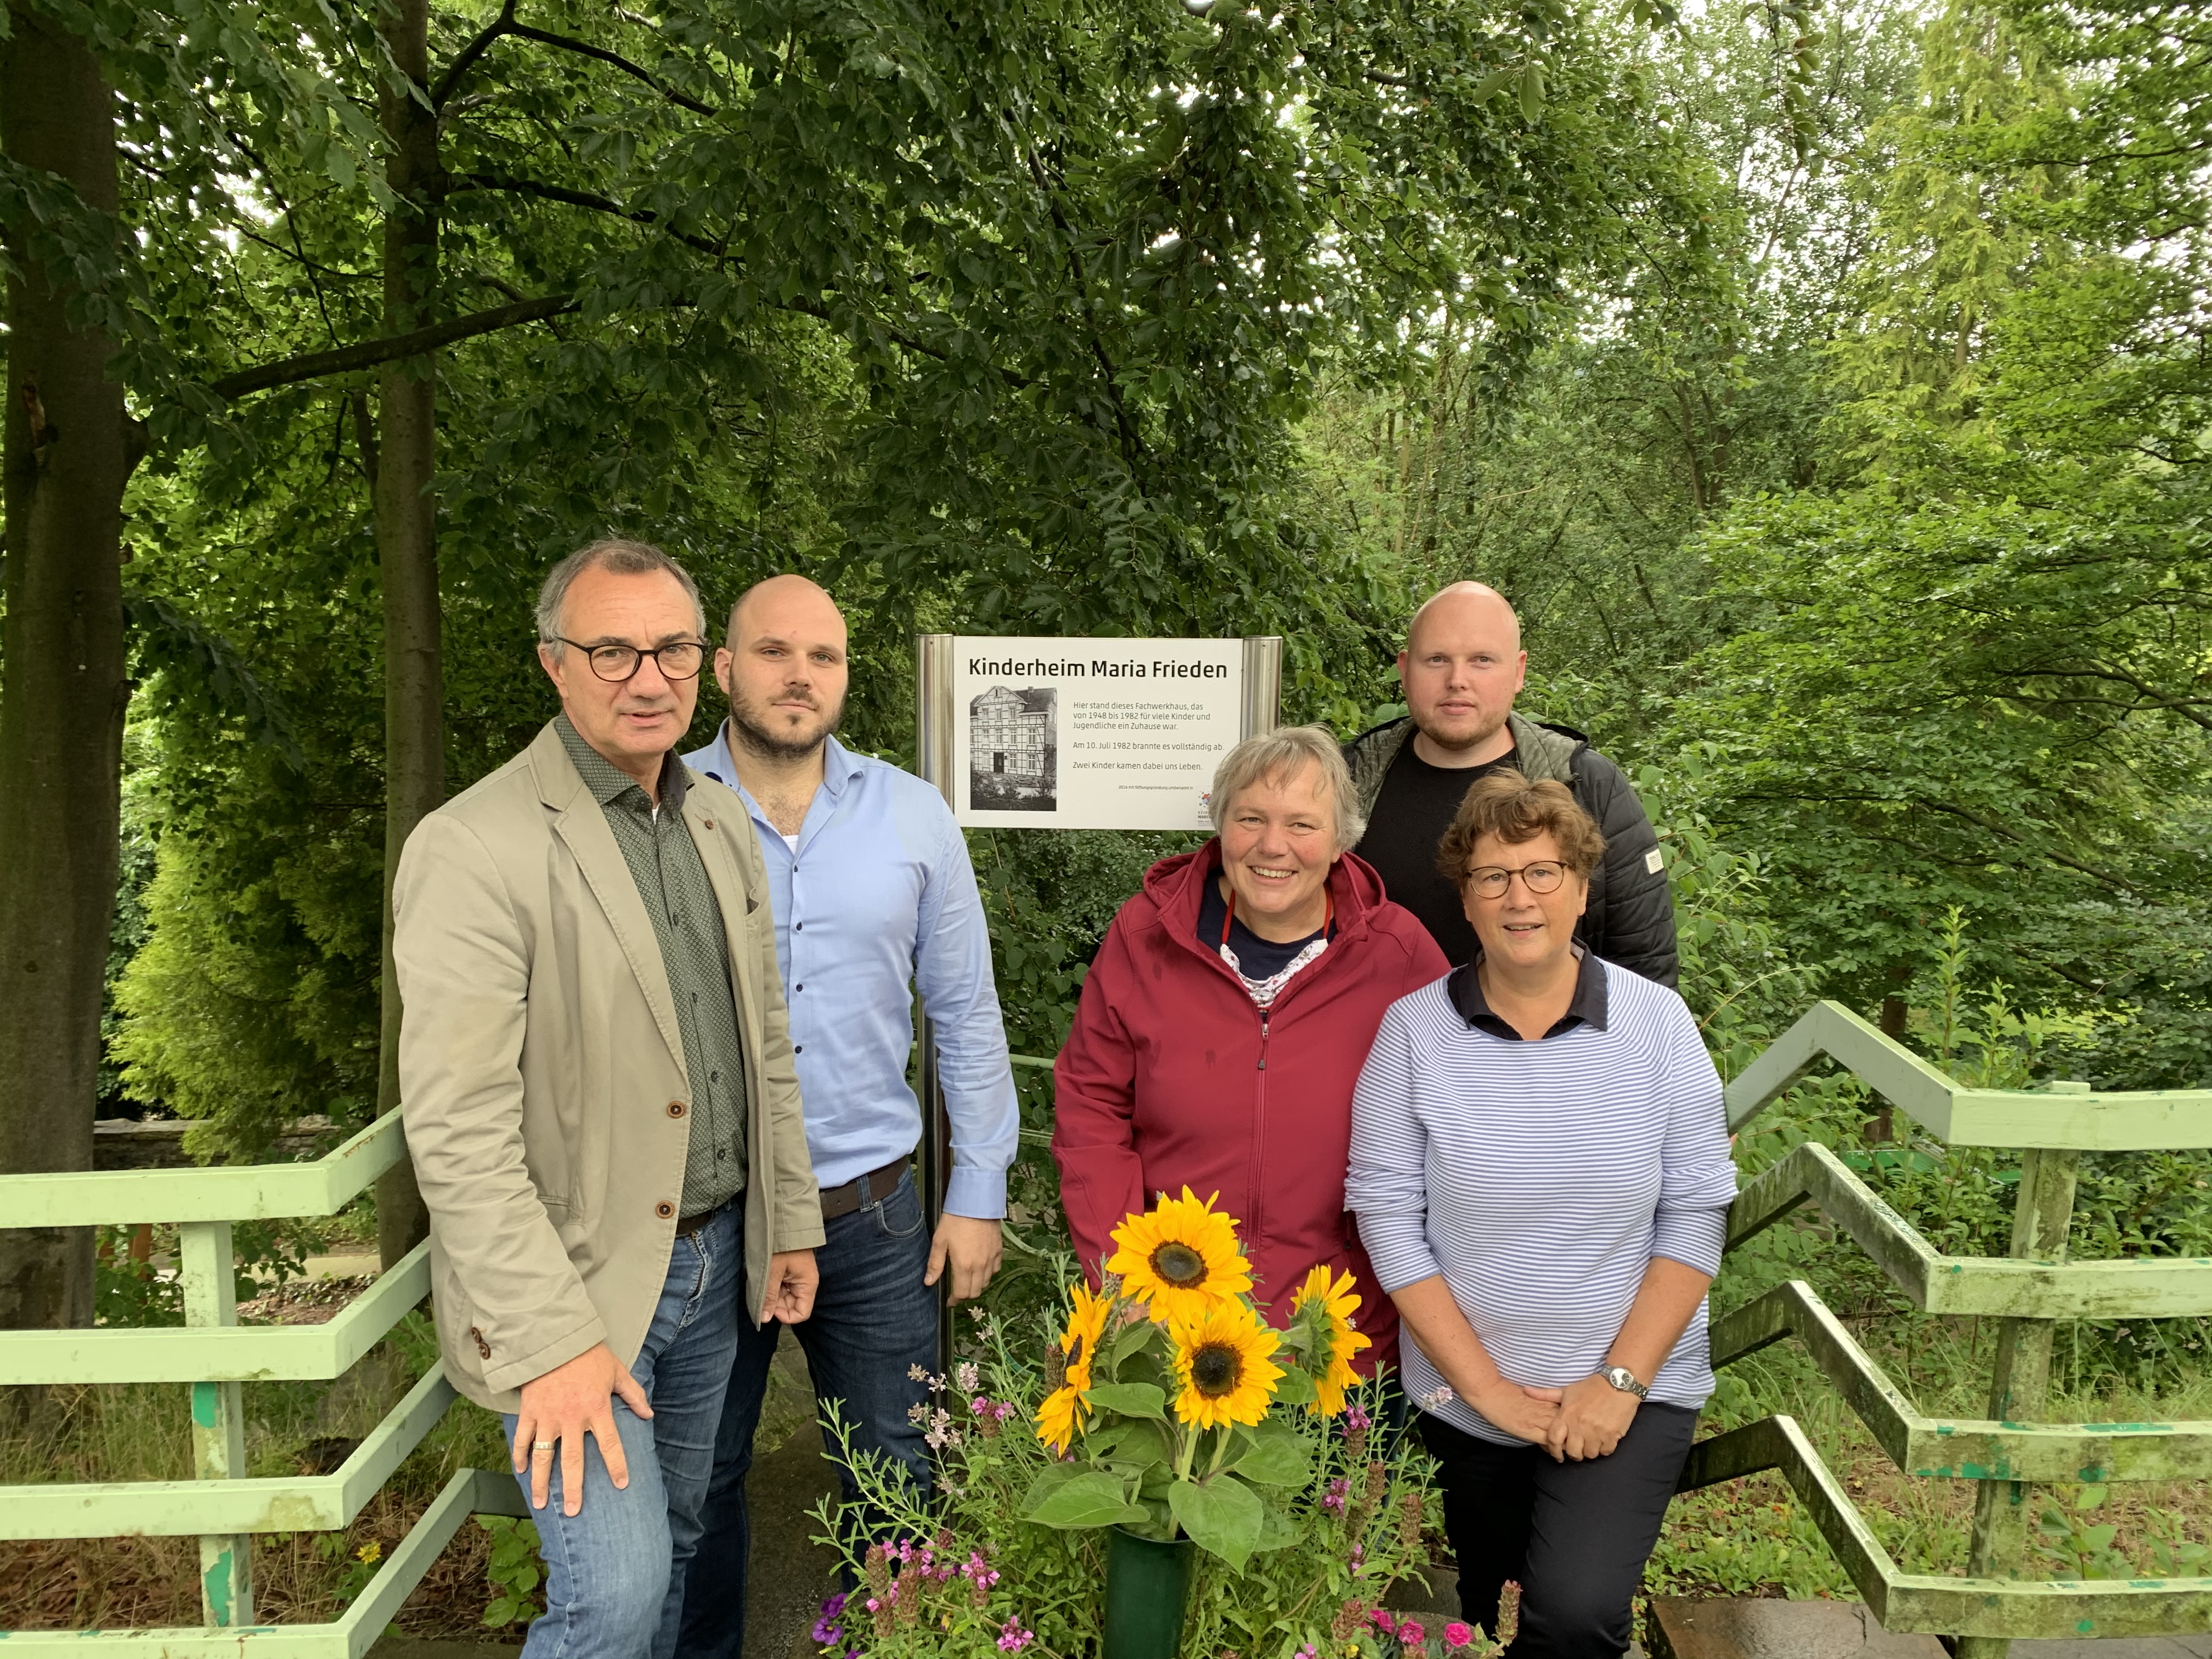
1347, 771, 1737, 1658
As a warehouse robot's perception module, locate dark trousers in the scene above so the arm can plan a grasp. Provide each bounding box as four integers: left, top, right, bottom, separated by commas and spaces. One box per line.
673, 1169, 938, 1659
1420, 1403, 1697, 1659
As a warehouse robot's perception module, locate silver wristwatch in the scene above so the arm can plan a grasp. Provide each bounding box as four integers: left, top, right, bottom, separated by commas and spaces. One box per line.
1600, 1364, 1649, 1400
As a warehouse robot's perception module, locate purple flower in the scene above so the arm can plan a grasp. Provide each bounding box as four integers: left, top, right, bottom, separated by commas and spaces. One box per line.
1322, 1477, 1351, 1514
997, 1619, 1035, 1652
1344, 1404, 1373, 1432
811, 1593, 850, 1646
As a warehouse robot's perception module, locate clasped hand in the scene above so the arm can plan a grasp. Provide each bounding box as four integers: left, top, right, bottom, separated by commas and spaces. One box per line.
1476, 1373, 1638, 1462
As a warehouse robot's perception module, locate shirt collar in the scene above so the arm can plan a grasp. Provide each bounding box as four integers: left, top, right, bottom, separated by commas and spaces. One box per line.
1447, 945, 1607, 1041
555, 713, 686, 811
702, 721, 864, 802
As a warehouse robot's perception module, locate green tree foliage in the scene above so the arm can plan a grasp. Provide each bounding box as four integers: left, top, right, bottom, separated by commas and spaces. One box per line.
70, 0, 1695, 1150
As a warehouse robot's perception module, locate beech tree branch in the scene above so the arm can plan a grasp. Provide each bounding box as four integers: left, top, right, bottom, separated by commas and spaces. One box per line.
432, 0, 520, 110
208, 293, 578, 400
449, 171, 725, 256
508, 23, 715, 115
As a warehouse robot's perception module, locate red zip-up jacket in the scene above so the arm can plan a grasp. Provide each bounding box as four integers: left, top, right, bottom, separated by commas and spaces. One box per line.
1052, 842, 1449, 1372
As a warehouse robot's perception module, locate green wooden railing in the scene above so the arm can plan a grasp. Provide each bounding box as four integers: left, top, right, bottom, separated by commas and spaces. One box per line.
1686, 1000, 2212, 1652
0, 1113, 528, 1658
7, 1012, 2212, 1654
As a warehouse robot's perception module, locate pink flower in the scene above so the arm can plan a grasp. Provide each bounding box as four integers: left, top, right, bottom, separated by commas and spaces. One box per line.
1369, 1610, 1398, 1635
1444, 1623, 1475, 1650
1322, 1477, 1351, 1513
1344, 1404, 1373, 1432
1399, 1621, 1426, 1646
997, 1620, 1035, 1652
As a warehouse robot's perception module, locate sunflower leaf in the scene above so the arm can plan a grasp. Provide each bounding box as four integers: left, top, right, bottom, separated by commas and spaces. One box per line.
1228, 1420, 1310, 1486
1097, 1417, 1169, 1470
1020, 1468, 1149, 1529
1169, 1474, 1265, 1570
1087, 1382, 1167, 1419
1109, 1318, 1161, 1373
1272, 1365, 1318, 1408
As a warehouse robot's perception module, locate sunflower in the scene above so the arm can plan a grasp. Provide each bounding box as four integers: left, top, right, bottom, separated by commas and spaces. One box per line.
1035, 1383, 1082, 1454
1168, 1302, 1284, 1430
1035, 1281, 1113, 1453
1290, 1265, 1372, 1416
1107, 1188, 1251, 1325
1060, 1281, 1110, 1393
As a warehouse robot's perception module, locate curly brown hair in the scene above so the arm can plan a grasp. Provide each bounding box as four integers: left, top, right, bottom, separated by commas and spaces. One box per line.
1434, 769, 1607, 885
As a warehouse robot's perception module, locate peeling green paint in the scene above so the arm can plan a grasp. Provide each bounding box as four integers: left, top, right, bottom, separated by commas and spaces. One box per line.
199, 1551, 233, 1627
189, 1384, 216, 1430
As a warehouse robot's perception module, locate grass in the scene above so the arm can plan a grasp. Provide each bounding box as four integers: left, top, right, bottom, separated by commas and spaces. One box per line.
1645, 1254, 2212, 1611
0, 1308, 518, 1637
0, 1296, 837, 1639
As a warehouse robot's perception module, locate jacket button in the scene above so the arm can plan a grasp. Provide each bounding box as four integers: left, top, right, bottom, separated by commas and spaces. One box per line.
656, 1201, 675, 1219
668, 1100, 687, 1118
469, 1325, 491, 1359
703, 818, 715, 829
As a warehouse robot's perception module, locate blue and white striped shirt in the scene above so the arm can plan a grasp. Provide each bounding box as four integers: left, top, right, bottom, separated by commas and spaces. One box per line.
1347, 958, 1737, 1444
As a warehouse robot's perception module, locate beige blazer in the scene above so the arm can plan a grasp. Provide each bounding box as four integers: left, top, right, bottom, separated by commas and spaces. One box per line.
393, 720, 825, 1412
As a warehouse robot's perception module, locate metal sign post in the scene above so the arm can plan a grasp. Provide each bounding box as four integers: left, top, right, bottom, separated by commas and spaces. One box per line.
912, 633, 1282, 1368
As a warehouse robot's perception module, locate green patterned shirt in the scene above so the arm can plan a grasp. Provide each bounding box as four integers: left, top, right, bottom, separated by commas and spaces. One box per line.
557, 716, 747, 1216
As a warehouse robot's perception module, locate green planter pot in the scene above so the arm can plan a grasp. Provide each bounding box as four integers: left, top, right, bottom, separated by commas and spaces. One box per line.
1103, 1526, 1195, 1659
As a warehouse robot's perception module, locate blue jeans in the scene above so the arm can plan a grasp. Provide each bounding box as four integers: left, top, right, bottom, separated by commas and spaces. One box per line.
504, 1204, 742, 1659
673, 1168, 937, 1659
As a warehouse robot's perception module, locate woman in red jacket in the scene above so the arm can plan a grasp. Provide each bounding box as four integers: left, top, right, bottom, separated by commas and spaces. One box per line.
1052, 725, 1450, 1372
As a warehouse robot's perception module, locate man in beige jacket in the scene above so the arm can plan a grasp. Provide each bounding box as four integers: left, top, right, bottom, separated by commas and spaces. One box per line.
395, 538, 822, 1659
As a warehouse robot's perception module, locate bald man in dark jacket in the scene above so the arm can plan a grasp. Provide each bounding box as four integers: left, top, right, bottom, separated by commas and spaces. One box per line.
1342, 583, 1678, 986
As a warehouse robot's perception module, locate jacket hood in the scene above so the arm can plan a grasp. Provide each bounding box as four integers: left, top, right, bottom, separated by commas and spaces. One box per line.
1136, 838, 1392, 946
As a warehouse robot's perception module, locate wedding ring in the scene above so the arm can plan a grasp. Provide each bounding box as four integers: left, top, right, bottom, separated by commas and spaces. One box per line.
532, 1440, 556, 1451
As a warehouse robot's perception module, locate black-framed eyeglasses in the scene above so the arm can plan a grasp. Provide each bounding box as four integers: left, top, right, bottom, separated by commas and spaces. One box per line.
1464, 860, 1568, 899
555, 637, 707, 682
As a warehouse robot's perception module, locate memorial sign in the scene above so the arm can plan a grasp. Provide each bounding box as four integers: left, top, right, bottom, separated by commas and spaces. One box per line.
948, 636, 1248, 830
909, 631, 1280, 1360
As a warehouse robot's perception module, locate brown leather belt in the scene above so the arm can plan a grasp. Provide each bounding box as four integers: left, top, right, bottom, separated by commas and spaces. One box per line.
818, 1157, 910, 1221
674, 1199, 733, 1239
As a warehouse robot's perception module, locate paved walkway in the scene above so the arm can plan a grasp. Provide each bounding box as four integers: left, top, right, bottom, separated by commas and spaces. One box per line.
1651, 1598, 2212, 1659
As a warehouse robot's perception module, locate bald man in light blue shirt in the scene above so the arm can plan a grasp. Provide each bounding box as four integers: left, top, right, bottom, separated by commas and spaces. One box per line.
674, 575, 1018, 1659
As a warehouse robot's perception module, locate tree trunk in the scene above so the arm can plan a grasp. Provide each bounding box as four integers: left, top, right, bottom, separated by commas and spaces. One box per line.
374, 0, 444, 1270
0, 7, 132, 1329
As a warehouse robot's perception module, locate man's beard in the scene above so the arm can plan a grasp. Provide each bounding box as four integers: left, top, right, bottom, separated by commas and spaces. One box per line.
729, 685, 844, 761
1420, 705, 1509, 753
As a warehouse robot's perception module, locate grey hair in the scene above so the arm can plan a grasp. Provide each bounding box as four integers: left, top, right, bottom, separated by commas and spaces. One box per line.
1207, 725, 1367, 852
534, 538, 708, 652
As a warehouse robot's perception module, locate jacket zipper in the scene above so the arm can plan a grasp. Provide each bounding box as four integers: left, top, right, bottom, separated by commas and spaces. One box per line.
1251, 1004, 1269, 1245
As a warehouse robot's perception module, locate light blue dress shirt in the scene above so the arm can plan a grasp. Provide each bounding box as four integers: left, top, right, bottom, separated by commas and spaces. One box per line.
685, 725, 1019, 1218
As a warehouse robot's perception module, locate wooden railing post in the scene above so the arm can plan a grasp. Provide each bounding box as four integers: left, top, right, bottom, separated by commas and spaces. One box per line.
1955, 1083, 2086, 1659
179, 1219, 255, 1628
